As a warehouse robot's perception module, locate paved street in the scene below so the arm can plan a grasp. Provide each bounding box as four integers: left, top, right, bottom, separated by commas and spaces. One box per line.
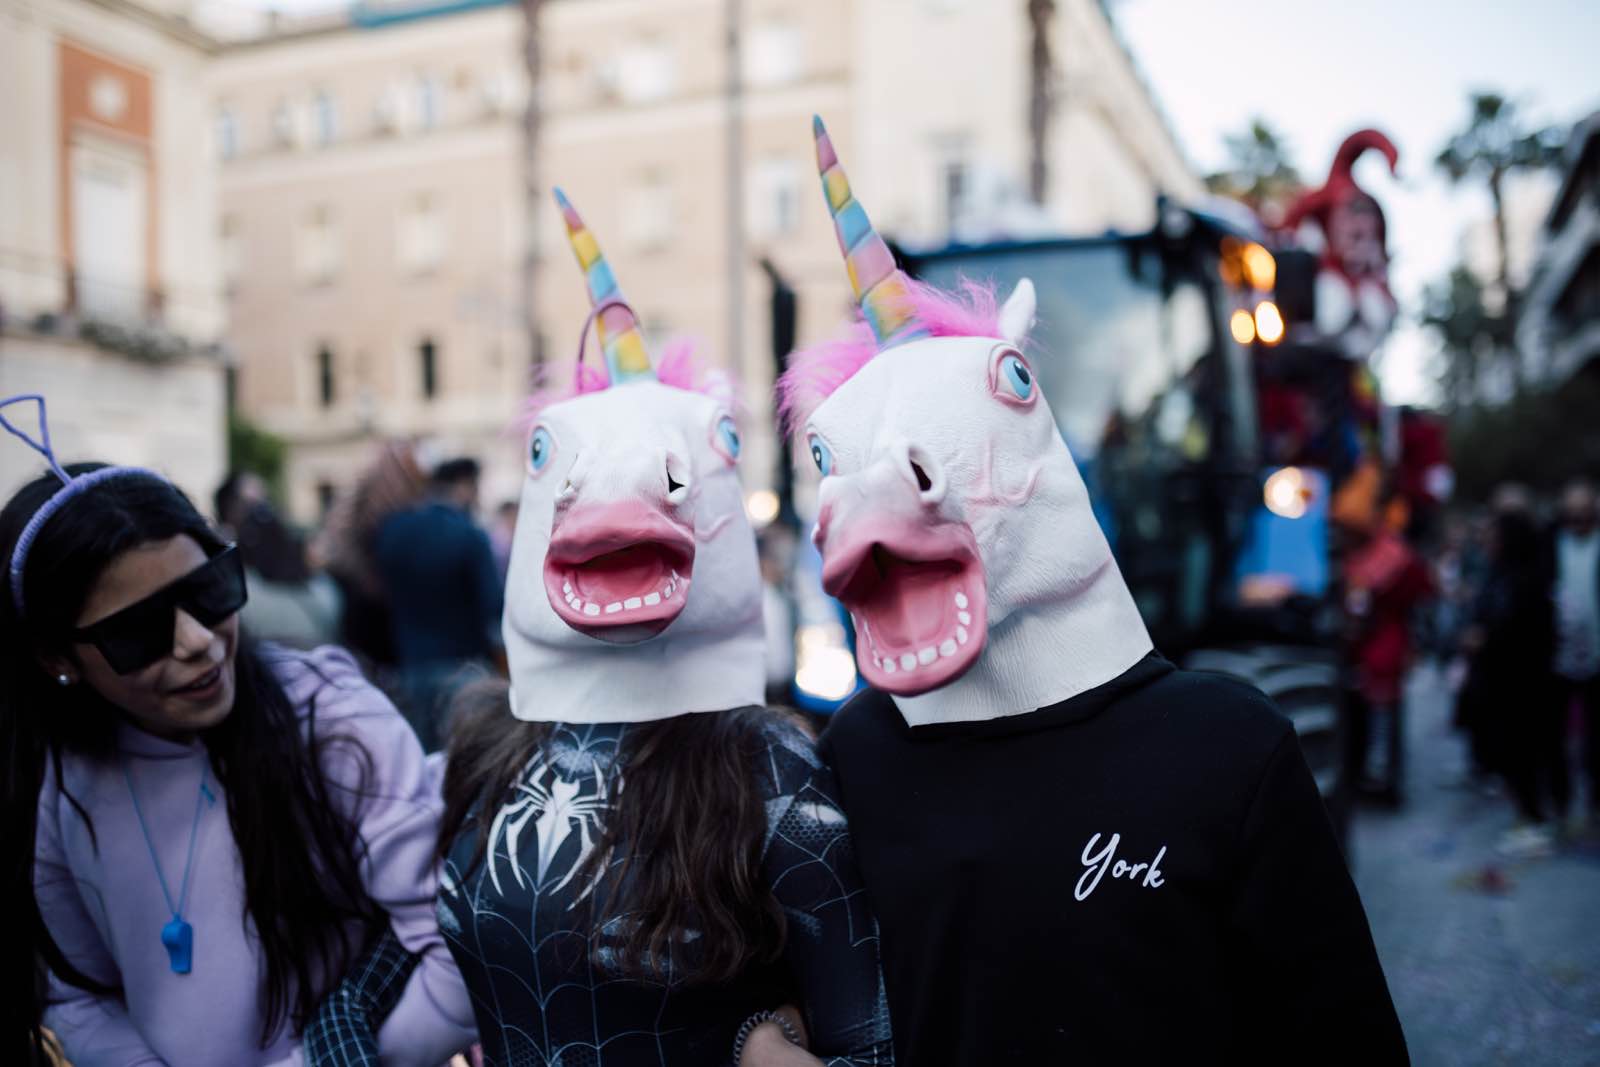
1351, 663, 1600, 1066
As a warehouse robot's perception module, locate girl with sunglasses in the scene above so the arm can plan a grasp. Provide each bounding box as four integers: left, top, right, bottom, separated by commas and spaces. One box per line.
2, 397, 474, 1067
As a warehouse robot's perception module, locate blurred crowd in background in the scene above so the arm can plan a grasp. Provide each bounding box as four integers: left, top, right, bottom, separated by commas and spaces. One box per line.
1427, 479, 1599, 855
214, 441, 504, 751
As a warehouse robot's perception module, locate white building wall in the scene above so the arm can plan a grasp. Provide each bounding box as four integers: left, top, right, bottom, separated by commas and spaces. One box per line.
0, 3, 67, 316
0, 0, 227, 506
0, 337, 227, 505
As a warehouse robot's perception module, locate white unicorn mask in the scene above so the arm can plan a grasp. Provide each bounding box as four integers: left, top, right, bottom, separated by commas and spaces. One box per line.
504, 190, 763, 724
779, 118, 1151, 726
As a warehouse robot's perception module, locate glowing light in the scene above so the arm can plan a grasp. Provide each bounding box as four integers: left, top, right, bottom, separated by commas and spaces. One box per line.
1229, 308, 1256, 345
1264, 466, 1310, 519
744, 489, 780, 527
1242, 243, 1276, 290
793, 623, 857, 701
1254, 300, 1285, 345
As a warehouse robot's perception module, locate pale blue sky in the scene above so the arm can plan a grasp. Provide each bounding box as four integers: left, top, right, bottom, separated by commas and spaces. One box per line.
1114, 0, 1600, 402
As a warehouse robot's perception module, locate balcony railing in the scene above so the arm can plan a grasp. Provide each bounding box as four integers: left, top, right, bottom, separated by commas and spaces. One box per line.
0, 267, 225, 366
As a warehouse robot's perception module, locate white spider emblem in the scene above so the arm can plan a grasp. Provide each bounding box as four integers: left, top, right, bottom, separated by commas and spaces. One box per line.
487, 755, 611, 900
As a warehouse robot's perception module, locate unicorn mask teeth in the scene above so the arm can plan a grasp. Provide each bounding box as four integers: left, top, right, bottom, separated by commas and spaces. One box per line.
544, 499, 695, 641
820, 512, 988, 693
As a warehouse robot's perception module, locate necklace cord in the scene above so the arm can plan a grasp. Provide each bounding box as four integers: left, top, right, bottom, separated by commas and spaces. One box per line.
122, 758, 210, 920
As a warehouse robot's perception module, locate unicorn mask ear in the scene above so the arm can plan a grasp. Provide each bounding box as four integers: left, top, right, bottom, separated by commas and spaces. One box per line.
999, 278, 1037, 347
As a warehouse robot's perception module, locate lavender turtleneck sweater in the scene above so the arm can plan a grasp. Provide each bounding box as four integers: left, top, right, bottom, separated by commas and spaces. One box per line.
34, 645, 475, 1067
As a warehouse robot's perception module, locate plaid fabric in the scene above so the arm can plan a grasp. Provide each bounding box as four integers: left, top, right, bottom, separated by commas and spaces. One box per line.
302, 926, 419, 1067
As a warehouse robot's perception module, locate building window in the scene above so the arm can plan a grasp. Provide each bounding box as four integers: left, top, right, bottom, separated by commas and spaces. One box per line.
613, 40, 676, 103
942, 160, 969, 231
937, 139, 973, 233
271, 99, 296, 148
295, 204, 339, 285
69, 137, 147, 320
312, 90, 337, 146
317, 345, 336, 407
416, 74, 440, 130
217, 107, 240, 160
316, 481, 336, 518
479, 67, 519, 117
744, 22, 803, 87
373, 83, 403, 134
419, 337, 438, 399
220, 214, 243, 291
640, 311, 672, 354
752, 157, 801, 238
397, 191, 445, 274
622, 173, 674, 251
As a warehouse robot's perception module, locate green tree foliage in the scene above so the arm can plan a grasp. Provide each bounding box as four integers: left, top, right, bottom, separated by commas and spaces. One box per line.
1427, 91, 1571, 494
1448, 369, 1600, 503
1422, 265, 1514, 410
1421, 264, 1600, 501
1204, 118, 1304, 220
1435, 93, 1564, 304
227, 414, 287, 502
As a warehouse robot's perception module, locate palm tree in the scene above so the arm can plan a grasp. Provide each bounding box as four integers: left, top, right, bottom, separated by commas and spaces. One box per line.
1026, 0, 1057, 205
1434, 93, 1564, 307
1204, 118, 1303, 220
1422, 265, 1505, 409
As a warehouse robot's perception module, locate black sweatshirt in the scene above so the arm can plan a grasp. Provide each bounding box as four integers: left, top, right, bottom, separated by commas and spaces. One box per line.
819, 653, 1407, 1065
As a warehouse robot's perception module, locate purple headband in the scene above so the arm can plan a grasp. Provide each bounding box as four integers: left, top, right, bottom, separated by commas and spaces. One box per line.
1, 394, 160, 615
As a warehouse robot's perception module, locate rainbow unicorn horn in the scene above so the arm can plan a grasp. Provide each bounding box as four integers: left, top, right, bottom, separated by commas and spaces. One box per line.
553, 187, 655, 385
813, 115, 929, 350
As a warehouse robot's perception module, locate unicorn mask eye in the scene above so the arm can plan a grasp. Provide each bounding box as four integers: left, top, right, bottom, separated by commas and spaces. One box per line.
711, 415, 741, 463
808, 434, 834, 476
990, 347, 1038, 407
528, 426, 556, 474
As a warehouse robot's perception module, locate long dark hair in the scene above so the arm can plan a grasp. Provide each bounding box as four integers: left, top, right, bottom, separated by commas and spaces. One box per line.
2, 465, 384, 1065
440, 681, 787, 984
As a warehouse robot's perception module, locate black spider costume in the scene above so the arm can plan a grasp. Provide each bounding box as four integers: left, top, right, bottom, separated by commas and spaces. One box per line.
305, 712, 893, 1067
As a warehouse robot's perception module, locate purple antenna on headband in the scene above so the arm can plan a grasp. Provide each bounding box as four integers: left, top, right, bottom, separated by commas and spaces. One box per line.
1, 394, 159, 615
0, 395, 72, 485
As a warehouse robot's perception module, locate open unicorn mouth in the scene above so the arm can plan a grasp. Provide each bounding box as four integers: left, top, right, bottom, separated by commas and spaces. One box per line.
821, 520, 987, 696
544, 503, 694, 643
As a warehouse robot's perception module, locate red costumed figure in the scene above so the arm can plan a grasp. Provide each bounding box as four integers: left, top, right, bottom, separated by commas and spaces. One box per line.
1281, 129, 1401, 357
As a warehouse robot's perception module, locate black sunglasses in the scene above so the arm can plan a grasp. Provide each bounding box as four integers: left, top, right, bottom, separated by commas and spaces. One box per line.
71, 545, 249, 674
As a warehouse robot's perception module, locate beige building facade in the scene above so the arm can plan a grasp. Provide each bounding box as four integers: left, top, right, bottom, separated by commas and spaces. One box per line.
0, 0, 228, 505
214, 0, 1199, 522
212, 2, 528, 519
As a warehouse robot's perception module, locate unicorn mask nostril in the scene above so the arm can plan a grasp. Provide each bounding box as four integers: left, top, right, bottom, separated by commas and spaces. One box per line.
900, 445, 943, 500
663, 452, 691, 499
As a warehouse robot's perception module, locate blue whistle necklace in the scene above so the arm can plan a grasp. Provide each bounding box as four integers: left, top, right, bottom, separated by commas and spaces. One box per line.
123, 757, 213, 975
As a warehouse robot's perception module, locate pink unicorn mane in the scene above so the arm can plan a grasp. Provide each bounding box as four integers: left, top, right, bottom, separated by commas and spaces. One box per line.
520, 336, 735, 433
776, 276, 1005, 436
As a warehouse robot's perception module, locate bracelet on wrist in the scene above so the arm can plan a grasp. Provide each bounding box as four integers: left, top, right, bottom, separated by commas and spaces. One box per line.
731, 1009, 802, 1062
